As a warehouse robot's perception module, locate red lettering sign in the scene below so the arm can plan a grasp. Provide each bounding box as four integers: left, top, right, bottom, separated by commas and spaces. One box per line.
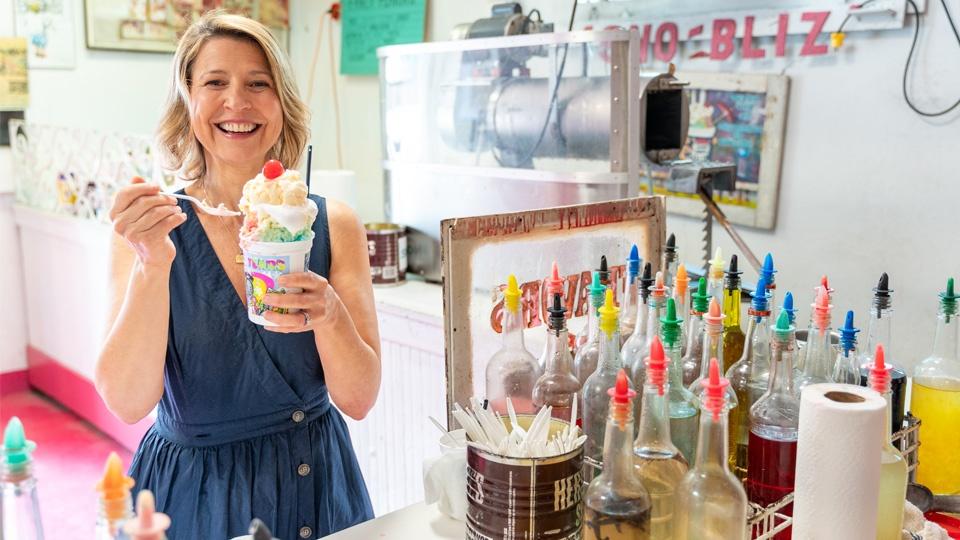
742, 16, 765, 59
801, 11, 830, 56
710, 19, 737, 60
776, 13, 789, 57
654, 23, 678, 62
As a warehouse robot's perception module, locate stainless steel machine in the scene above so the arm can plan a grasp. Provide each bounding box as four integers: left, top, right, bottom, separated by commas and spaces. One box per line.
379, 23, 751, 280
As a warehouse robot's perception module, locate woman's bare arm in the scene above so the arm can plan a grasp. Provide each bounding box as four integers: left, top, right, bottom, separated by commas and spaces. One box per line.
311, 199, 381, 420
95, 180, 185, 424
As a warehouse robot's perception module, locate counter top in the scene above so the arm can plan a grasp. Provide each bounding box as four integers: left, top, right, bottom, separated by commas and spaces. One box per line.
323, 502, 464, 539
372, 279, 443, 319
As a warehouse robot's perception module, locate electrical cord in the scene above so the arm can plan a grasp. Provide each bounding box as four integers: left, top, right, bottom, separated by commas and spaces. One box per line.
837, 0, 879, 33
903, 0, 960, 117
493, 0, 578, 167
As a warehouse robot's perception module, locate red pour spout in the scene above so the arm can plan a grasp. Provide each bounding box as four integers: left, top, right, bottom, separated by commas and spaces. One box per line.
869, 344, 892, 394
701, 358, 729, 421
645, 336, 667, 395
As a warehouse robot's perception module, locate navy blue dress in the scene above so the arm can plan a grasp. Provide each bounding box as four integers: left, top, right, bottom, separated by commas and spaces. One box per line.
128, 194, 374, 539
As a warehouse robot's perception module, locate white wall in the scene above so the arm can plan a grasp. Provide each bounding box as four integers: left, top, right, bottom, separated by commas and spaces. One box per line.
2, 0, 25, 372
297, 0, 960, 372
0, 0, 168, 373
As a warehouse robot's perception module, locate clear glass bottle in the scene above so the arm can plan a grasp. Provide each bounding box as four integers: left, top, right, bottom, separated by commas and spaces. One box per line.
533, 292, 582, 421
620, 245, 642, 346
1, 417, 44, 540
123, 490, 171, 540
722, 254, 746, 374
96, 451, 134, 540
486, 274, 541, 415
681, 277, 710, 388
633, 335, 689, 540
912, 278, 960, 495
725, 276, 771, 481
858, 273, 907, 434
707, 247, 725, 307
833, 310, 861, 385
625, 272, 667, 392
689, 299, 738, 411
868, 344, 908, 540
675, 358, 748, 540
662, 233, 678, 291
761, 252, 778, 311
622, 263, 653, 382
661, 298, 699, 466
584, 369, 651, 540
674, 264, 691, 357
796, 287, 834, 395
537, 262, 566, 372
797, 276, 835, 373
575, 271, 607, 386
582, 289, 634, 477
747, 310, 800, 532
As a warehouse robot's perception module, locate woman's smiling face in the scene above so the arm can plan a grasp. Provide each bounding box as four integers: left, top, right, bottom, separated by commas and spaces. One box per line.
189, 36, 282, 175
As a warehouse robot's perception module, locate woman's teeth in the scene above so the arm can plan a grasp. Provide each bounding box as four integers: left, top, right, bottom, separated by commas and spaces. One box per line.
217, 122, 258, 133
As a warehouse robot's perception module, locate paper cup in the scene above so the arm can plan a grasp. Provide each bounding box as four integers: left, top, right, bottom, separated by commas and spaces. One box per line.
242, 235, 313, 326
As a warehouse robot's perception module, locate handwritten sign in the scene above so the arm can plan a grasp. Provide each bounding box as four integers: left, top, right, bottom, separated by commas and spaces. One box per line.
340, 0, 426, 75
0, 38, 29, 110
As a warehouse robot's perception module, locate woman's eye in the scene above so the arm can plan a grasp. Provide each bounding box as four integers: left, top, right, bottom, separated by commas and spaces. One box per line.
250, 81, 271, 89
204, 80, 226, 87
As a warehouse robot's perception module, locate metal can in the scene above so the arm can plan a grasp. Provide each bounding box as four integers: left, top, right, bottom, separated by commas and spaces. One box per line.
365, 223, 407, 286
466, 417, 583, 539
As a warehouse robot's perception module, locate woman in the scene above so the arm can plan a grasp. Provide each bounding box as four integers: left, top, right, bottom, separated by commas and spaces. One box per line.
96, 11, 379, 539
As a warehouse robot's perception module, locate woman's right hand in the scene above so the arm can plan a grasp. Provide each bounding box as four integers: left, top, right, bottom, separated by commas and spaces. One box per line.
109, 176, 187, 268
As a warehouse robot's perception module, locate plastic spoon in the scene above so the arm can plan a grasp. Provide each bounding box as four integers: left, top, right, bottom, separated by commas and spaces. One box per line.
168, 192, 242, 217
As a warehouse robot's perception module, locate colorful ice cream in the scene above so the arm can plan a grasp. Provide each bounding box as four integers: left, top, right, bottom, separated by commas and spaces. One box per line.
239, 160, 317, 245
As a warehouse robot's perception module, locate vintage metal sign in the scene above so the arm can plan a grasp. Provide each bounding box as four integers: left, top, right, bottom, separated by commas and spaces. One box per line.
441, 196, 666, 425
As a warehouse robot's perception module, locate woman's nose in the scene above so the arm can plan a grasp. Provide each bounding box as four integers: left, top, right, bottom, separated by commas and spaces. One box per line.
223, 84, 252, 111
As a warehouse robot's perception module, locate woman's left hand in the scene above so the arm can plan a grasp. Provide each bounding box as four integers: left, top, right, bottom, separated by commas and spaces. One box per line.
262, 272, 341, 333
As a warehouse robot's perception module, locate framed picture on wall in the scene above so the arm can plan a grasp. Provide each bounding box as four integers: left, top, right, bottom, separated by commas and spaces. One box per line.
83, 0, 290, 53
14, 0, 77, 69
639, 71, 789, 230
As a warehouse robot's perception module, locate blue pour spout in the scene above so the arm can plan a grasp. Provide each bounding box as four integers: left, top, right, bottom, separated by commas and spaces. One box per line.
782, 291, 796, 325
761, 253, 776, 284
751, 277, 769, 319
838, 310, 860, 355
627, 244, 640, 282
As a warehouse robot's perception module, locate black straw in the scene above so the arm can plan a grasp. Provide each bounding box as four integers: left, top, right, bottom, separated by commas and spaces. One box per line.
305, 145, 313, 192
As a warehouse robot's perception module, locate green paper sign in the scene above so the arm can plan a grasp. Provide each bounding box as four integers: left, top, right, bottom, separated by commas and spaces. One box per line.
340, 0, 426, 76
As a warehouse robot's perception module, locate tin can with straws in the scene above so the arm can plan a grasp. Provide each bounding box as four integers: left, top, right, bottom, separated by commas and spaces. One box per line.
466, 416, 583, 539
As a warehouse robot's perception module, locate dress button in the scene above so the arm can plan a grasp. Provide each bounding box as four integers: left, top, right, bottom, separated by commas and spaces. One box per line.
298, 463, 311, 476
299, 526, 312, 538
292, 410, 305, 423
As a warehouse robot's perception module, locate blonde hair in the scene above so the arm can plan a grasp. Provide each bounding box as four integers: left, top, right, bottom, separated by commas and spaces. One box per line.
156, 10, 309, 182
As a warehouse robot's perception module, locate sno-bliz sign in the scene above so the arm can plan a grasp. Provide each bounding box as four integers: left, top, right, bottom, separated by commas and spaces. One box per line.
581, 1, 907, 61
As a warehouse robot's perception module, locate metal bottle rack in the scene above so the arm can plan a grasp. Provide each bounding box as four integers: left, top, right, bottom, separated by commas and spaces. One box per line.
582, 414, 922, 539
749, 413, 921, 539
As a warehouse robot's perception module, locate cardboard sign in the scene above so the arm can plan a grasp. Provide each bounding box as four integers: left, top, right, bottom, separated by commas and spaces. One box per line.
441, 196, 666, 424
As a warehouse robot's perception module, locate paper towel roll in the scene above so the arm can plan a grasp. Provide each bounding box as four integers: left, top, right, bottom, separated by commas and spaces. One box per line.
792, 383, 886, 540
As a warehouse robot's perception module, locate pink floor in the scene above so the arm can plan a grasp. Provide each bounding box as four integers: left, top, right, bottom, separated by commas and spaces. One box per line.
1, 389, 133, 538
